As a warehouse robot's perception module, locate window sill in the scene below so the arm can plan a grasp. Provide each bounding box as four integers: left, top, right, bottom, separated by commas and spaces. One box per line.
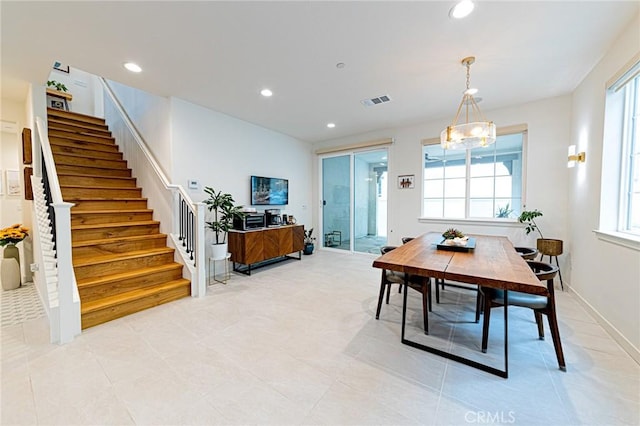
418, 217, 523, 228
593, 230, 640, 251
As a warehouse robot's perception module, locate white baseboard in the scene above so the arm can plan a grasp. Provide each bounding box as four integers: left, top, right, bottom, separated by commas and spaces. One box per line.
569, 286, 640, 365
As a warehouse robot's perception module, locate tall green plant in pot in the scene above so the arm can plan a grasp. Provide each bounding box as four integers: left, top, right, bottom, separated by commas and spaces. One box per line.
518, 209, 544, 238
204, 187, 245, 260
518, 209, 563, 258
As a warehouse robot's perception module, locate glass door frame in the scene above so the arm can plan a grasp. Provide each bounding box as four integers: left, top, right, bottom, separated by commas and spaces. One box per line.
318, 147, 389, 254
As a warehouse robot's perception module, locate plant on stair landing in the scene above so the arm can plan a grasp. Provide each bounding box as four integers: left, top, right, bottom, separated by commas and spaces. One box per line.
204, 187, 245, 260
46, 80, 68, 92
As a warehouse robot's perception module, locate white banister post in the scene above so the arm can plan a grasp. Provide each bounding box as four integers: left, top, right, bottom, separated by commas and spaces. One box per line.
195, 202, 206, 297
54, 202, 81, 343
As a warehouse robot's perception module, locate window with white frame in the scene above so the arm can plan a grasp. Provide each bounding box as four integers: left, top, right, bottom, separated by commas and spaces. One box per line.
613, 63, 640, 235
422, 128, 526, 219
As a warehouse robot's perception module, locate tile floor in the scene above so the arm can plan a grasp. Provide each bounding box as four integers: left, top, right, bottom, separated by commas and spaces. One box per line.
1, 250, 639, 425
1, 281, 46, 327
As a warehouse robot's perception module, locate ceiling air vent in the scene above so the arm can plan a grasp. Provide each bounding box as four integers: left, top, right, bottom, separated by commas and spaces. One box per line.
361, 95, 392, 107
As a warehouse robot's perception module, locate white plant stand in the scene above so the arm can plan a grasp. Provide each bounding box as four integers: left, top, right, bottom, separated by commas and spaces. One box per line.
208, 253, 231, 285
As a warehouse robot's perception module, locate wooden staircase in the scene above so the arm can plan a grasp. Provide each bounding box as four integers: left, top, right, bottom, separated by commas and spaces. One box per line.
47, 108, 191, 329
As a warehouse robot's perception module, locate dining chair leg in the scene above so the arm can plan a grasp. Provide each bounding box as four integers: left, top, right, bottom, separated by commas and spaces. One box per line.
427, 279, 433, 312
375, 276, 387, 320
534, 311, 545, 339
385, 282, 392, 304
481, 290, 492, 353
435, 279, 441, 303
546, 310, 567, 371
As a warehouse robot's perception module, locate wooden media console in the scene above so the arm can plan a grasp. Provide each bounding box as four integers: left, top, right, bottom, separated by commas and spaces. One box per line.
228, 225, 305, 275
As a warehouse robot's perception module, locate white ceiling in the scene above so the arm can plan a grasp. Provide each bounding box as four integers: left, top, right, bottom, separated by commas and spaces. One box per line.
2, 1, 638, 143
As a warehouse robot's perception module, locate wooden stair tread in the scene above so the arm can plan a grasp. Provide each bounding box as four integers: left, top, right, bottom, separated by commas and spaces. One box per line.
47, 126, 112, 139
60, 174, 135, 182
80, 279, 190, 314
71, 208, 153, 216
53, 151, 125, 161
72, 220, 160, 230
49, 136, 116, 146
47, 117, 110, 132
67, 197, 147, 201
73, 247, 174, 267
47, 108, 107, 124
61, 184, 140, 190
77, 263, 184, 288
56, 166, 132, 175
48, 128, 115, 142
72, 233, 166, 248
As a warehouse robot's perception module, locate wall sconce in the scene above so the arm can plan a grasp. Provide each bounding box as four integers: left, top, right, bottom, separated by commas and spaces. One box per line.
567, 145, 586, 168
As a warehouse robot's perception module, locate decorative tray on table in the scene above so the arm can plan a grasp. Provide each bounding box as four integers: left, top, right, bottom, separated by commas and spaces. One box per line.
436, 237, 476, 252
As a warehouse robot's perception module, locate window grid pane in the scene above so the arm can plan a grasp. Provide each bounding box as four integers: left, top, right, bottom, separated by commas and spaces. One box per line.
623, 75, 640, 233
422, 132, 524, 219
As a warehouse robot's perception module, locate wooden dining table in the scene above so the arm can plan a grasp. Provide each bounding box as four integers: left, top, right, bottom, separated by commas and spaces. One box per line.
372, 232, 546, 378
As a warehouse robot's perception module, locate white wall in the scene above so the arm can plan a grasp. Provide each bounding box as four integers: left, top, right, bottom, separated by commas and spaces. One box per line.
0, 97, 32, 282
106, 80, 172, 178
313, 95, 572, 252
170, 98, 313, 250
568, 13, 640, 359
47, 67, 101, 117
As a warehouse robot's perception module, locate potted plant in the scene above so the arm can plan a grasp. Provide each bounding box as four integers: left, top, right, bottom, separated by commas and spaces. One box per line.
496, 203, 514, 218
203, 186, 245, 260
518, 209, 563, 257
46, 80, 68, 93
303, 228, 316, 255
1, 223, 29, 290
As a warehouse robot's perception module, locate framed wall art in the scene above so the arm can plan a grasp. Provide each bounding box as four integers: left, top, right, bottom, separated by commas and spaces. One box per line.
398, 174, 415, 189
6, 169, 20, 196
22, 127, 32, 164
53, 61, 69, 73
24, 167, 33, 200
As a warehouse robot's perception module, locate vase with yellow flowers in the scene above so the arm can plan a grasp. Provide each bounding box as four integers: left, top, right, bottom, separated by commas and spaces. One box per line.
1, 224, 29, 290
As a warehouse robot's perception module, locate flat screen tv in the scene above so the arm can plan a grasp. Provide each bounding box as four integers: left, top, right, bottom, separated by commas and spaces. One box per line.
251, 176, 289, 205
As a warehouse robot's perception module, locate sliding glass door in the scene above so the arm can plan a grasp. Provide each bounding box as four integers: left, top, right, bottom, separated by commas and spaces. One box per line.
322, 155, 351, 251
321, 149, 388, 254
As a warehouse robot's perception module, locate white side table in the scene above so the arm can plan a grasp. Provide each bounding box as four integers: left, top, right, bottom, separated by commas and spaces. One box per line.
209, 253, 231, 285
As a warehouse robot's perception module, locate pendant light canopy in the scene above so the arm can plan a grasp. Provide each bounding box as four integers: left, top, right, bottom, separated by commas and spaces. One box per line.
440, 56, 496, 150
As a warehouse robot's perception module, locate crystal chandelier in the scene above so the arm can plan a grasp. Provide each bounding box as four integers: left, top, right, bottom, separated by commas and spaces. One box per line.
440, 56, 496, 150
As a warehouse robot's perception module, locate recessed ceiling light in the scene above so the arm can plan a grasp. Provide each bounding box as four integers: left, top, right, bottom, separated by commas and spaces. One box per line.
336, 62, 345, 69
123, 62, 142, 73
327, 123, 336, 128
260, 88, 273, 97
449, 0, 474, 19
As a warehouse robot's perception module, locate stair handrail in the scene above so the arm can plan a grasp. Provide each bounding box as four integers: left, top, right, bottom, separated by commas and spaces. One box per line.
35, 116, 63, 204
98, 77, 206, 297
34, 116, 81, 343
